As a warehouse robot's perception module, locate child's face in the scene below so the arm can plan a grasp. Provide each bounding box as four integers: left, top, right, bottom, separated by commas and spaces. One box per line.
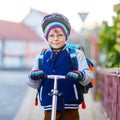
47, 28, 66, 50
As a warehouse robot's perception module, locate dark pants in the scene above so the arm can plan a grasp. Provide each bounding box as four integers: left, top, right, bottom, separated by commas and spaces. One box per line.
44, 109, 80, 120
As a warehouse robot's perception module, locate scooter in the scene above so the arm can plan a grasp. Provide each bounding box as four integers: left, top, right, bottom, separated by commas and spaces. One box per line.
47, 75, 66, 120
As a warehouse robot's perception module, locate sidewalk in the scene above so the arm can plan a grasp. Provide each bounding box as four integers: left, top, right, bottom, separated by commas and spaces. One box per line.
13, 88, 109, 120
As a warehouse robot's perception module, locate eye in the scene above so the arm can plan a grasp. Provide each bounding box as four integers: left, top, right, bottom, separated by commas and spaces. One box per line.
58, 34, 64, 37
49, 34, 54, 38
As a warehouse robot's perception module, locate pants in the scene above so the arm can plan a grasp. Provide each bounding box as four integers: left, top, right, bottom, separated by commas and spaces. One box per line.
44, 109, 80, 120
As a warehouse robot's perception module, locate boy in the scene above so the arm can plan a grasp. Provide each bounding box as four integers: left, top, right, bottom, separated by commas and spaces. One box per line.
26, 13, 94, 120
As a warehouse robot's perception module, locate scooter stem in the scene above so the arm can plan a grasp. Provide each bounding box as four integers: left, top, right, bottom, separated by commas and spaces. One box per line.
51, 76, 58, 120
47, 75, 65, 120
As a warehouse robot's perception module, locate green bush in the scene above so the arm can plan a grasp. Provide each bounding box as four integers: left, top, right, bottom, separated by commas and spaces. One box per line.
98, 20, 120, 68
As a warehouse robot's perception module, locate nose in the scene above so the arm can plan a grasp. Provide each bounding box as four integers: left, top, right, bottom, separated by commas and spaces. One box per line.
54, 35, 58, 40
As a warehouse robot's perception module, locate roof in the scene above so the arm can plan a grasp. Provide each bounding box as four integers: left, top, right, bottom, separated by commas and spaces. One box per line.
0, 20, 42, 41
22, 8, 47, 22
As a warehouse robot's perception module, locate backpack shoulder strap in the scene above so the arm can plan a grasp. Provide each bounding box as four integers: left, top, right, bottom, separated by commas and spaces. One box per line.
86, 58, 94, 72
38, 48, 48, 70
66, 45, 95, 72
66, 47, 78, 70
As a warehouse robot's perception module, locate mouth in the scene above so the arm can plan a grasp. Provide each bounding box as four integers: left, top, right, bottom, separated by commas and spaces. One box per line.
53, 43, 60, 45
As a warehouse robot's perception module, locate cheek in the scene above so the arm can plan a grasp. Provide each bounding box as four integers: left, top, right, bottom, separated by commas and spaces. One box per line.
48, 40, 55, 47
48, 39, 52, 44
61, 39, 66, 45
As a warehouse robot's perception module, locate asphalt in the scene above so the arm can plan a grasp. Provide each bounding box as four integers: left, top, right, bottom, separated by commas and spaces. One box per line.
13, 87, 109, 120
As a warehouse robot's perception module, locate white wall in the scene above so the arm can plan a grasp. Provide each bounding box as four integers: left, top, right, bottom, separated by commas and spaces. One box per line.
3, 40, 26, 68
23, 10, 46, 41
4, 40, 26, 55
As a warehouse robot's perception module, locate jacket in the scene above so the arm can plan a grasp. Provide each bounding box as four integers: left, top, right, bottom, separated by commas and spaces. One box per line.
26, 45, 94, 111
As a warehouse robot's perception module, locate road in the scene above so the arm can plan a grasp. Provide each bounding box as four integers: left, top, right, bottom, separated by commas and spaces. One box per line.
0, 70, 29, 120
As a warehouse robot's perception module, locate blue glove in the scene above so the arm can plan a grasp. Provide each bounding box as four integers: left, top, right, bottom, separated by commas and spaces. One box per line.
30, 70, 45, 80
66, 71, 83, 81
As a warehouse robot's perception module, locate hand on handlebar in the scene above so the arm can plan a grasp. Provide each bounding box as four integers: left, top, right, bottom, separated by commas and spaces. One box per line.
66, 71, 83, 81
30, 70, 46, 80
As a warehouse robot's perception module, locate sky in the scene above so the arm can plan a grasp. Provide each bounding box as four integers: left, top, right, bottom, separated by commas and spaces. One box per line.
0, 0, 119, 31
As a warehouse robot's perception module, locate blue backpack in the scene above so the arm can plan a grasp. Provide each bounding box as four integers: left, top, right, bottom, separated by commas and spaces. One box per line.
35, 44, 95, 109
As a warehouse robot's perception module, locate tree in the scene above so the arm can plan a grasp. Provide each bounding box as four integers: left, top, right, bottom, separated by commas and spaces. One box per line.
98, 3, 120, 68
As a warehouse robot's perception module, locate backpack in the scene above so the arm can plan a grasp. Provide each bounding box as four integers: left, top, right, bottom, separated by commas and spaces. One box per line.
67, 45, 95, 93
35, 44, 95, 109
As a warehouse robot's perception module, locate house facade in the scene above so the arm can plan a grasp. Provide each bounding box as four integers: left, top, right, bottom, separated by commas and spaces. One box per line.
0, 20, 46, 69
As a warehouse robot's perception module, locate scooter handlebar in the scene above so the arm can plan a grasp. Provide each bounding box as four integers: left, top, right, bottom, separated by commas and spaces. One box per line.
47, 75, 66, 79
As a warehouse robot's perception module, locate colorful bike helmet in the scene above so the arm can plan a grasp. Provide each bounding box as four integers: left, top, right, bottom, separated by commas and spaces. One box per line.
42, 13, 71, 36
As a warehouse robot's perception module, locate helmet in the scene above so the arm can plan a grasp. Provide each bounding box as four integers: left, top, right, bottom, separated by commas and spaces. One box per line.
42, 13, 71, 35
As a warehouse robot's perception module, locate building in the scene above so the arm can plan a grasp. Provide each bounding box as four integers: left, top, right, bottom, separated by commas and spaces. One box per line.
0, 20, 46, 69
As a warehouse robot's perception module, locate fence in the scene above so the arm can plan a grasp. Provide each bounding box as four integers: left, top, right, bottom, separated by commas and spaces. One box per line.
95, 66, 120, 120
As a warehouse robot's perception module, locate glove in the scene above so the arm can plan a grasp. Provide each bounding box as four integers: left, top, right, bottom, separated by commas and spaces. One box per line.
86, 79, 95, 89
30, 70, 45, 80
66, 71, 83, 81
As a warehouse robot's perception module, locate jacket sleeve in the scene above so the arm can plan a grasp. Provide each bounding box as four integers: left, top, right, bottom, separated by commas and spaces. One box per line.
76, 50, 94, 86
26, 54, 41, 89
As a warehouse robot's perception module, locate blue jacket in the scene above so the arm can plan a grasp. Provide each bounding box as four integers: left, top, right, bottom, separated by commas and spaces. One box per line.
26, 46, 94, 111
